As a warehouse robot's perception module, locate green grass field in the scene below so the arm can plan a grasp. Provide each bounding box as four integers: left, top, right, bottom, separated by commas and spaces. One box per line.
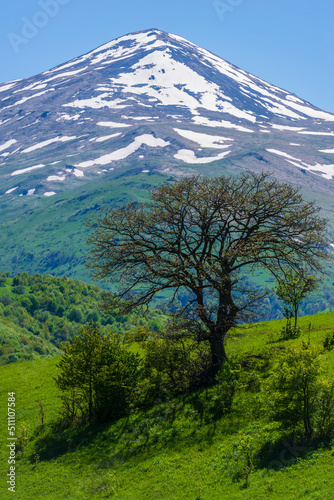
1, 312, 334, 499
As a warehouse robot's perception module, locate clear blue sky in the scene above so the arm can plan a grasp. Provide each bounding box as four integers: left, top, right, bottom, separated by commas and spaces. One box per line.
1, 0, 333, 111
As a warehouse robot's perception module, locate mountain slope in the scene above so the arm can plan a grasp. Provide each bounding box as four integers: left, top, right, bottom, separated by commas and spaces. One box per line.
1, 28, 334, 281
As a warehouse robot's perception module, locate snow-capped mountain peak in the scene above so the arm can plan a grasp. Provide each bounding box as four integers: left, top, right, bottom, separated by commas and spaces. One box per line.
1, 28, 334, 202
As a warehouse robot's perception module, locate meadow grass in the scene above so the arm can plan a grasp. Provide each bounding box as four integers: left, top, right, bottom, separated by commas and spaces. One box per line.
1, 313, 334, 499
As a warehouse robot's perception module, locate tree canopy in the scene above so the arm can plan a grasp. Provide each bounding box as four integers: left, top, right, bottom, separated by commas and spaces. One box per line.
86, 172, 328, 380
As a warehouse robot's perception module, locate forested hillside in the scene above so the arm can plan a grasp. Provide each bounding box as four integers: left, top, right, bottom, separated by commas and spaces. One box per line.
0, 271, 166, 365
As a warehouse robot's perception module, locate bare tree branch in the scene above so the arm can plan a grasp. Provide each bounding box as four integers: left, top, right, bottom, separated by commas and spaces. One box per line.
86, 172, 329, 380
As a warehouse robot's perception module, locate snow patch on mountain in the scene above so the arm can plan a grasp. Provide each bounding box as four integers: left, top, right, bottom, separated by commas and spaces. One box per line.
47, 175, 66, 182
95, 133, 122, 142
75, 134, 170, 168
64, 95, 128, 110
271, 124, 305, 132
267, 148, 334, 180
5, 186, 18, 194
125, 116, 157, 121
174, 128, 232, 148
0, 139, 17, 152
287, 160, 334, 180
73, 169, 84, 177
174, 149, 231, 164
43, 67, 88, 83
14, 83, 47, 94
11, 164, 45, 176
192, 116, 254, 133
57, 113, 82, 122
266, 149, 301, 161
298, 131, 334, 136
3, 89, 54, 109
0, 83, 17, 93
22, 136, 77, 153
284, 101, 334, 121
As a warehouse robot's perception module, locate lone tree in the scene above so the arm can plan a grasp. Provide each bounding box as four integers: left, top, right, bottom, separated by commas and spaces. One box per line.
275, 270, 319, 329
86, 172, 328, 380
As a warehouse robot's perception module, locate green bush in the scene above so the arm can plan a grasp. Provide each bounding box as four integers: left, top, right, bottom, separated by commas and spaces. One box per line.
315, 379, 334, 437
279, 324, 301, 340
323, 332, 334, 351
7, 354, 18, 363
194, 361, 240, 420
262, 345, 322, 438
142, 335, 211, 398
54, 324, 142, 424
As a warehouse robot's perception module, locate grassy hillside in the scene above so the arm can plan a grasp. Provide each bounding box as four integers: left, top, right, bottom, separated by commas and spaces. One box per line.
1, 312, 334, 499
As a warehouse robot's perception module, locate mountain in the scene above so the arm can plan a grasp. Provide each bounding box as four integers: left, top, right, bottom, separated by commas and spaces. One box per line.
1, 28, 334, 281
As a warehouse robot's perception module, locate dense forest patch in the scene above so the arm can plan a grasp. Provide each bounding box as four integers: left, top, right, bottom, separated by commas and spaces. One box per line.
0, 271, 166, 365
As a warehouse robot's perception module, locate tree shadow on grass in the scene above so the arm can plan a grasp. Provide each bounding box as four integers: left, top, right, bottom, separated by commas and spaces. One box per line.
31, 391, 237, 466
255, 432, 334, 471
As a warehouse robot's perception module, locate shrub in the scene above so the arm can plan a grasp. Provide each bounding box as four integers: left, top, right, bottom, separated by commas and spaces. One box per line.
315, 379, 334, 438
20, 297, 33, 312
278, 324, 301, 341
194, 360, 240, 420
323, 332, 334, 351
29, 295, 40, 313
3, 306, 13, 317
13, 275, 22, 286
0, 345, 8, 356
54, 324, 142, 424
230, 434, 257, 487
142, 335, 211, 398
263, 345, 321, 438
7, 354, 18, 363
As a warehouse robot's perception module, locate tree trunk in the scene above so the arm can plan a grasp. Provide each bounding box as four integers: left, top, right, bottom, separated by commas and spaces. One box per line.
88, 372, 93, 422
207, 327, 229, 381
196, 280, 236, 384
294, 306, 298, 328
